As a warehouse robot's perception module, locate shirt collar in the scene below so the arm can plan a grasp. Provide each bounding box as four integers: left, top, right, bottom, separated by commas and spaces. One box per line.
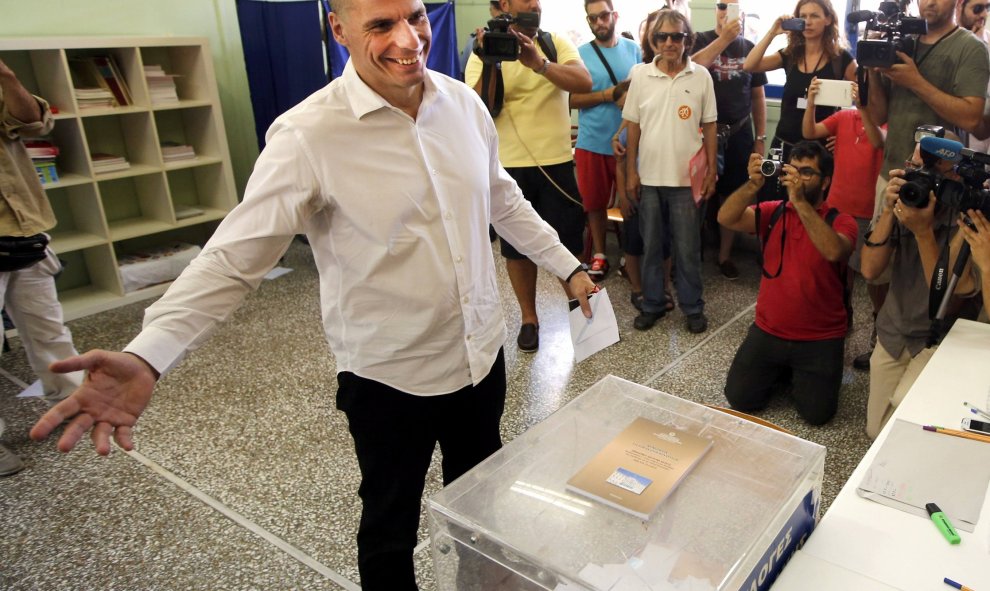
341, 60, 446, 120
647, 56, 696, 79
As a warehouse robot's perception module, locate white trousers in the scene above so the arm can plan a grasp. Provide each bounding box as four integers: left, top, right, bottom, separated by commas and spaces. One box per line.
0, 248, 83, 399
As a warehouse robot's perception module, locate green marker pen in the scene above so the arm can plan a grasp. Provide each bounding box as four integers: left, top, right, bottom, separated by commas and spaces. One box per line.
926, 503, 961, 544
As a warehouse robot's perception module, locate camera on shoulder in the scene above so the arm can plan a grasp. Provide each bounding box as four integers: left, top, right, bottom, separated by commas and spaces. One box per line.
847, 1, 927, 68
900, 138, 990, 216
476, 12, 540, 63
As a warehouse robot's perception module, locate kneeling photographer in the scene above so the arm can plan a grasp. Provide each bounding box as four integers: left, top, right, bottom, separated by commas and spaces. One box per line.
718, 142, 857, 425
861, 129, 982, 439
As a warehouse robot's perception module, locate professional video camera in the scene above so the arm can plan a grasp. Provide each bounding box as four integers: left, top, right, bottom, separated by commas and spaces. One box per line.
476, 12, 540, 63
899, 136, 990, 216
847, 1, 927, 68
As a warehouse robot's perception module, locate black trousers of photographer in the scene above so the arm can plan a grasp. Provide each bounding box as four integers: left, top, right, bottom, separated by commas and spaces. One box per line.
724, 324, 845, 425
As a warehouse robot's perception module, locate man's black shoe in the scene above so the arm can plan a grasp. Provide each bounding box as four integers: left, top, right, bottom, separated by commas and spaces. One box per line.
633, 311, 664, 331
853, 349, 872, 371
517, 323, 539, 352
686, 312, 708, 334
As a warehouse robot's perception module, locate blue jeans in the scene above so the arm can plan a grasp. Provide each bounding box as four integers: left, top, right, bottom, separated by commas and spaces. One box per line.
638, 186, 704, 315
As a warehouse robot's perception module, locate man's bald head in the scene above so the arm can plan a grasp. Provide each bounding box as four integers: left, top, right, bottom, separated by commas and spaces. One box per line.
330, 0, 350, 18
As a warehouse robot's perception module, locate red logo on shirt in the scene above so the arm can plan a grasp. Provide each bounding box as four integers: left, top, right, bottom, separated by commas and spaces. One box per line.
678, 105, 692, 120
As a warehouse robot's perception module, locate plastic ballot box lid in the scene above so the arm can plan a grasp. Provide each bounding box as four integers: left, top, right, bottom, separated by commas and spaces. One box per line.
427, 375, 826, 591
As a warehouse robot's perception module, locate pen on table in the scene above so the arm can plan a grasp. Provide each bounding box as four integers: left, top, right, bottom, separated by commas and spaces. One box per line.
922, 424, 990, 444
964, 401, 990, 420
926, 503, 961, 544
943, 577, 975, 591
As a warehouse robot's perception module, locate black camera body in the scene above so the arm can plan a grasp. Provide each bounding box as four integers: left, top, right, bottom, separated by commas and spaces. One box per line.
478, 12, 540, 63
851, 1, 926, 68
900, 149, 990, 215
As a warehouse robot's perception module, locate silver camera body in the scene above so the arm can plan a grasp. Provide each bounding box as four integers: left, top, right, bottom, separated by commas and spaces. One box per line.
761, 148, 784, 177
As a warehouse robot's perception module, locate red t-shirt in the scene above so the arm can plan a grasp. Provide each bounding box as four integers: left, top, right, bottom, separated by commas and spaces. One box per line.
753, 201, 858, 340
821, 109, 883, 220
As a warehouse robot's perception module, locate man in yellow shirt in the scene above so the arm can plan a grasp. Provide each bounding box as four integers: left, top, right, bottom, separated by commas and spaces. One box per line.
466, 0, 592, 352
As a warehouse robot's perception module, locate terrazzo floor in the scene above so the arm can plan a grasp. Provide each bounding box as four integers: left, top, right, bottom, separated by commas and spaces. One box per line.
0, 234, 875, 590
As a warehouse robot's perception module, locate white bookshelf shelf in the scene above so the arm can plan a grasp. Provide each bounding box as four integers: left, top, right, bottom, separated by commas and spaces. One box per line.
0, 36, 237, 318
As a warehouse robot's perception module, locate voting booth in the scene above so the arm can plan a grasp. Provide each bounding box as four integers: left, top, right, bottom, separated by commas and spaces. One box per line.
427, 376, 826, 591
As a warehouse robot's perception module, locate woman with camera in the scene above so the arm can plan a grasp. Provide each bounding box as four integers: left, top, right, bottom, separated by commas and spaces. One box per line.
743, 0, 857, 199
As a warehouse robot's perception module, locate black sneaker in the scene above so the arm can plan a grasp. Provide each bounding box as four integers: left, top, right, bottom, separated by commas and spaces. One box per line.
686, 312, 708, 334
719, 260, 739, 280
634, 311, 665, 330
853, 349, 872, 371
517, 323, 539, 353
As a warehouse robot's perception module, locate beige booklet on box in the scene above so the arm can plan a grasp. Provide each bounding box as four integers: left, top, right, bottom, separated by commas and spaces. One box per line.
566, 417, 713, 520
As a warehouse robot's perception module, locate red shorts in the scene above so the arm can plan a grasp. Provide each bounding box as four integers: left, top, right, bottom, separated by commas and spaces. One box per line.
574, 148, 617, 212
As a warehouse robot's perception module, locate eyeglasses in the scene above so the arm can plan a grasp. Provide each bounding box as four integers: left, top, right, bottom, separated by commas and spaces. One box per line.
587, 10, 614, 24
715, 3, 728, 9
652, 32, 687, 43
796, 167, 822, 180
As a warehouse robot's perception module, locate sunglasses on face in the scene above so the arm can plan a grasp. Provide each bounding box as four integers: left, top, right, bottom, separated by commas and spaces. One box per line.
972, 3, 988, 15
715, 3, 728, 9
587, 10, 614, 23
653, 32, 687, 43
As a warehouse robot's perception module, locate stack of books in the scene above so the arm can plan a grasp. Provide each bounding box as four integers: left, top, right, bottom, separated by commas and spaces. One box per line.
90, 152, 130, 174
24, 139, 60, 185
69, 56, 132, 109
160, 141, 196, 162
144, 65, 180, 105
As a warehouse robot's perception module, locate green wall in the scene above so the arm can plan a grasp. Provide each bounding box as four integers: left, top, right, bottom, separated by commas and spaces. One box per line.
0, 0, 259, 197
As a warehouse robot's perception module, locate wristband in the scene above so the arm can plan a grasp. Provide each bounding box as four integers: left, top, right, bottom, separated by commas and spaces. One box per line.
863, 230, 889, 247
566, 263, 589, 282
755, 135, 767, 141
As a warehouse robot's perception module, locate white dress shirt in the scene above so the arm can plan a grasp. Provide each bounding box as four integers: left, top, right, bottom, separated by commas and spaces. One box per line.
126, 62, 579, 395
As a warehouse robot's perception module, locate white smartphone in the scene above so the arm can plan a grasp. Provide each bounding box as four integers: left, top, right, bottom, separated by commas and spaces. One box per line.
961, 418, 990, 435
814, 79, 854, 108
725, 3, 740, 23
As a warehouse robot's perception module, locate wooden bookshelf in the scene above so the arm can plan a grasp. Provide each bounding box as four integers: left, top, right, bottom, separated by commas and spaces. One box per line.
0, 36, 237, 320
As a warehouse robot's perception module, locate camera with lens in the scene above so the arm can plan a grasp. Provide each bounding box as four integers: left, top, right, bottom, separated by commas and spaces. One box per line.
900, 148, 990, 215
848, 1, 927, 68
761, 148, 784, 177
476, 12, 540, 63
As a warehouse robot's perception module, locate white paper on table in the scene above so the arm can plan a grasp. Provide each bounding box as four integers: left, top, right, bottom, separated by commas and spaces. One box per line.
16, 380, 43, 398
569, 288, 620, 363
856, 418, 990, 531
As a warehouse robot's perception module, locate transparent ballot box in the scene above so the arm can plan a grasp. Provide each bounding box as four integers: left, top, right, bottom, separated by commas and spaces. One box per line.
427, 376, 826, 591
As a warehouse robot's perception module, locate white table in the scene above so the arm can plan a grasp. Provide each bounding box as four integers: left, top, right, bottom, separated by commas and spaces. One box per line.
774, 319, 990, 590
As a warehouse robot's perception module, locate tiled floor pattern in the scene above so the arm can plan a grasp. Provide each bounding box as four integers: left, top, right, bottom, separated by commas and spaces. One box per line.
0, 237, 875, 590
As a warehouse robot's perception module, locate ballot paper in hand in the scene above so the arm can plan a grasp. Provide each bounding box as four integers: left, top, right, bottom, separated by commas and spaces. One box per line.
569, 288, 620, 362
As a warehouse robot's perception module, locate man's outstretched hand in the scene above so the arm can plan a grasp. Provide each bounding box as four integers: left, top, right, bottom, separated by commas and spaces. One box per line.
30, 350, 158, 455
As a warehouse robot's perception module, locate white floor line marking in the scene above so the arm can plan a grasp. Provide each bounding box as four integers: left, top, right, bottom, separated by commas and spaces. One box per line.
414, 537, 431, 555
124, 447, 361, 591
0, 366, 29, 389
644, 303, 755, 387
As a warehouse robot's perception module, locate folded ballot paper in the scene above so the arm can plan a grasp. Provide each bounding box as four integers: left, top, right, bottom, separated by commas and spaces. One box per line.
569, 288, 620, 363
856, 419, 990, 532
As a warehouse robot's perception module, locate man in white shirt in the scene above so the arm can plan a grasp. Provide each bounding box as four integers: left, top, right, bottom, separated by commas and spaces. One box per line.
30, 0, 595, 588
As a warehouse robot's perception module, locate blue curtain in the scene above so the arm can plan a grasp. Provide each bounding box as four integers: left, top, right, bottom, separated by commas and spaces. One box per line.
236, 0, 328, 150
326, 2, 459, 81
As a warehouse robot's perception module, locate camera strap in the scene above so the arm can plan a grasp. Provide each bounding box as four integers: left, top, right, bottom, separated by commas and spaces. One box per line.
755, 201, 788, 279
928, 229, 952, 321
481, 62, 506, 117
480, 31, 558, 119
590, 43, 619, 86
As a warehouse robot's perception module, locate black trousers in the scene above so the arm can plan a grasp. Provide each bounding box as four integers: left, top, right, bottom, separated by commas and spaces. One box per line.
335, 350, 506, 591
724, 324, 844, 425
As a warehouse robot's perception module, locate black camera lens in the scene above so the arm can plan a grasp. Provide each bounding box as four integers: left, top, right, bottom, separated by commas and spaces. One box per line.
899, 170, 937, 208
